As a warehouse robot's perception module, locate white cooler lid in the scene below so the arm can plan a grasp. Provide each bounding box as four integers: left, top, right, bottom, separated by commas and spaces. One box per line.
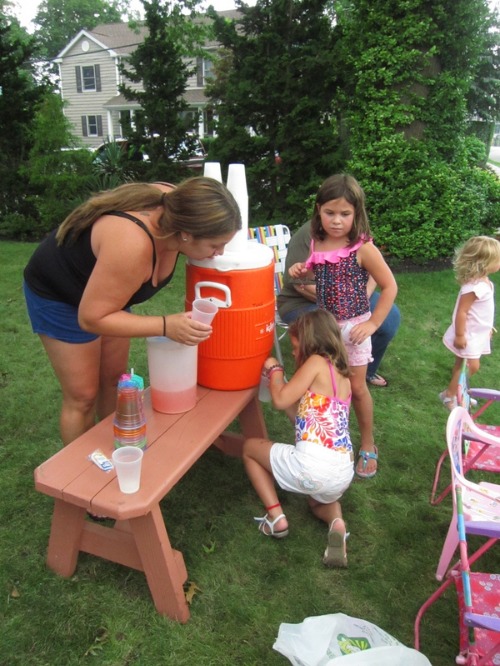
188, 239, 273, 271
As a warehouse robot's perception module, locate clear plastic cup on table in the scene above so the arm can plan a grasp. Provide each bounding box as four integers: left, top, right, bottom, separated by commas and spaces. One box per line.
112, 446, 144, 494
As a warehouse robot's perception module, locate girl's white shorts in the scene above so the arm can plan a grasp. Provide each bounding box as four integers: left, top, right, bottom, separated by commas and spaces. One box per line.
270, 440, 354, 504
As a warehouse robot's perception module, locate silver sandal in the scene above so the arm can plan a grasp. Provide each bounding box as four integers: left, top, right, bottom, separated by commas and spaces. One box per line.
254, 513, 289, 539
439, 391, 457, 411
323, 518, 349, 568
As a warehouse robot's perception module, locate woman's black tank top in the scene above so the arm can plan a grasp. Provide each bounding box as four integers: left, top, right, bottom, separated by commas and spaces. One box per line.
23, 211, 177, 308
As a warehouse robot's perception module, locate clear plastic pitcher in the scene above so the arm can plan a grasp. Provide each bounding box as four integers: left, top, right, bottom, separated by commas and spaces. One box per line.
146, 337, 198, 414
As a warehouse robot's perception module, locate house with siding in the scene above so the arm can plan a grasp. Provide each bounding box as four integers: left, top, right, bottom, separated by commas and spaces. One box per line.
54, 12, 237, 148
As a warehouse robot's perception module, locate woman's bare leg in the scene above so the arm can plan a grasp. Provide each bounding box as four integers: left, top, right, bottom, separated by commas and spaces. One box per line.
40, 335, 102, 445
96, 335, 130, 420
40, 334, 129, 445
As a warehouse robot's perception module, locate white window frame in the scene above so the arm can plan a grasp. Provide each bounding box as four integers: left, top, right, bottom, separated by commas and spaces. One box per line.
75, 64, 102, 93
81, 114, 103, 137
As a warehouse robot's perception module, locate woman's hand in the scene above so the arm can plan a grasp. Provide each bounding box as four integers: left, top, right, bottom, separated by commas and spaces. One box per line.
165, 312, 212, 346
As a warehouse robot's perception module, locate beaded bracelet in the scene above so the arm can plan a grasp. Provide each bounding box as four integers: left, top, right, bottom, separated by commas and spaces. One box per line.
266, 363, 284, 378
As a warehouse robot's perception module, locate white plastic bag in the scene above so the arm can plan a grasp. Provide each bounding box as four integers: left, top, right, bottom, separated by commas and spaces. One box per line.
273, 613, 432, 666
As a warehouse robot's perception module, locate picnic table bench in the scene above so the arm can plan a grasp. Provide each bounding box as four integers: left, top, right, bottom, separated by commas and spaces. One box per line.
34, 385, 267, 623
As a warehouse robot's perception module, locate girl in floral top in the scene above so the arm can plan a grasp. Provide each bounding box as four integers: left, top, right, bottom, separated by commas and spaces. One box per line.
243, 309, 354, 567
289, 175, 397, 479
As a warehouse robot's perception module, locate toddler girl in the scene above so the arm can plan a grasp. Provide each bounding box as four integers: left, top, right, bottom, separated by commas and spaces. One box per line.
440, 235, 500, 410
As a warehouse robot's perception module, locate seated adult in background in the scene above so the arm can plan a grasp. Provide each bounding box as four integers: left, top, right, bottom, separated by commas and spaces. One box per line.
277, 221, 401, 387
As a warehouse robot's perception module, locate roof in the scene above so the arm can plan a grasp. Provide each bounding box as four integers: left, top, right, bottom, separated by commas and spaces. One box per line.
103, 93, 142, 108
88, 23, 148, 56
104, 88, 208, 109
183, 88, 208, 104
56, 10, 241, 61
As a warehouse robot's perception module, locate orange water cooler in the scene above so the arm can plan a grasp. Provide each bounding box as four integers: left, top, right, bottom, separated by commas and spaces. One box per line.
186, 241, 275, 390
186, 162, 276, 390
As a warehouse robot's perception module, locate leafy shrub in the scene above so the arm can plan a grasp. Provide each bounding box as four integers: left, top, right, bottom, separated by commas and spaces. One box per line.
338, 0, 500, 261
349, 135, 500, 260
0, 212, 40, 241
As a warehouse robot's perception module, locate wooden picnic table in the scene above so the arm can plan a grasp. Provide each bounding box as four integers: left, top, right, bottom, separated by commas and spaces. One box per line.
34, 385, 267, 622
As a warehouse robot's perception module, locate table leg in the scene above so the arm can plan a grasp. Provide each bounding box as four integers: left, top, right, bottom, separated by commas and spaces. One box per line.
46, 499, 86, 577
213, 395, 268, 457
238, 394, 268, 440
129, 505, 190, 622
213, 432, 245, 457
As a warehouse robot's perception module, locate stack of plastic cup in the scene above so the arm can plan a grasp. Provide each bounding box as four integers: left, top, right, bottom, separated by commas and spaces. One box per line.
119, 371, 145, 423
113, 376, 147, 450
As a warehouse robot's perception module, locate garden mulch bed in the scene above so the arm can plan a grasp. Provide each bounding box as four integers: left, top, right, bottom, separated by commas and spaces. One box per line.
388, 256, 453, 273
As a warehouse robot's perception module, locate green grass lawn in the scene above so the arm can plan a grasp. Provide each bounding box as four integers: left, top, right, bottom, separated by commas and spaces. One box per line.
2, 240, 500, 665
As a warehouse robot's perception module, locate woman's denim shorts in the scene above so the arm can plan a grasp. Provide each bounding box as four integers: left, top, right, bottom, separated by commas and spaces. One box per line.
23, 282, 99, 343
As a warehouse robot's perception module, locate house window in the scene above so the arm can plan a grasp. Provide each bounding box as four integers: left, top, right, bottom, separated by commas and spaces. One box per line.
196, 57, 214, 87
203, 108, 216, 137
75, 65, 102, 93
204, 59, 214, 82
81, 115, 103, 137
119, 110, 133, 136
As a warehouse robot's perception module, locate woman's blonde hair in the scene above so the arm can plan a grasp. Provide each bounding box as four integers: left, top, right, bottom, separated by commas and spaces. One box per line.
56, 177, 241, 244
310, 173, 371, 245
454, 235, 500, 284
288, 309, 350, 377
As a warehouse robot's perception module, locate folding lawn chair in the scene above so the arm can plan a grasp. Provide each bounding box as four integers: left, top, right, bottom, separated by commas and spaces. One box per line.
435, 407, 500, 581
430, 360, 500, 507
415, 482, 500, 665
248, 224, 291, 366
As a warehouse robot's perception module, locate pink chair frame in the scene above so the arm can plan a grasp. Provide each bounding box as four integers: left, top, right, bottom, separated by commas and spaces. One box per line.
436, 407, 500, 581
430, 361, 500, 507
416, 477, 500, 665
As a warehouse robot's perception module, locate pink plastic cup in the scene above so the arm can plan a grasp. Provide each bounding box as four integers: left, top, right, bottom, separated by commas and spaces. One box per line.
191, 298, 218, 325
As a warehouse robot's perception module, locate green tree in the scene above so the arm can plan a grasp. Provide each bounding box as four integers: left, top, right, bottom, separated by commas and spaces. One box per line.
26, 92, 95, 235
33, 0, 129, 59
207, 0, 343, 225
336, 0, 500, 260
466, 5, 500, 130
119, 0, 208, 181
0, 11, 45, 239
